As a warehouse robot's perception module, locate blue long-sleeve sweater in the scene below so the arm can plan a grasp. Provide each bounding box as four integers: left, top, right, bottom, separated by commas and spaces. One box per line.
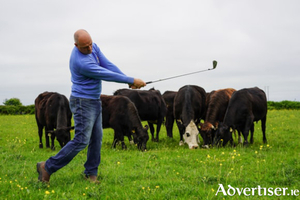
69, 43, 134, 99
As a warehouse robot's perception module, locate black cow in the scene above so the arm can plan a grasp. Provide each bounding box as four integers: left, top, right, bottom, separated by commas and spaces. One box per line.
35, 92, 74, 150
114, 88, 167, 142
214, 87, 267, 146
101, 95, 149, 151
173, 85, 206, 149
200, 88, 236, 145
162, 91, 178, 138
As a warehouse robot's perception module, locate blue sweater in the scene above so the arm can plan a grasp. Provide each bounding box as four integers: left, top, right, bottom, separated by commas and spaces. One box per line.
69, 43, 134, 99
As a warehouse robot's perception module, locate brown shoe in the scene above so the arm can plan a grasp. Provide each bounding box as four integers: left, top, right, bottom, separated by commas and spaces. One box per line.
85, 175, 100, 184
37, 162, 50, 183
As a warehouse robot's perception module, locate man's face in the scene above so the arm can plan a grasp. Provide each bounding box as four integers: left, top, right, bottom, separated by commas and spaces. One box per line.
75, 35, 93, 55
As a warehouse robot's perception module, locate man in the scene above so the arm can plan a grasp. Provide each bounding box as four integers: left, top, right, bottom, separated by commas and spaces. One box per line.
37, 29, 146, 183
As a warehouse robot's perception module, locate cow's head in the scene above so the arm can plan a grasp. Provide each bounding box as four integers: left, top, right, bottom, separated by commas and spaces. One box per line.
133, 125, 149, 151
183, 120, 200, 149
200, 122, 217, 146
48, 126, 74, 148
214, 123, 232, 147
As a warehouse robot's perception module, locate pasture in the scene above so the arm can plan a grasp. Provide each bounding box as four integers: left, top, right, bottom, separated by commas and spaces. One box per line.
0, 110, 299, 199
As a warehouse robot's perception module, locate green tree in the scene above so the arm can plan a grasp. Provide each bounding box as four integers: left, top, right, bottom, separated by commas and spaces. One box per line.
3, 98, 23, 106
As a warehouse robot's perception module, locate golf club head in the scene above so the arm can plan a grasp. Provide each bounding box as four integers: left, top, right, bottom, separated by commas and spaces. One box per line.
213, 60, 217, 69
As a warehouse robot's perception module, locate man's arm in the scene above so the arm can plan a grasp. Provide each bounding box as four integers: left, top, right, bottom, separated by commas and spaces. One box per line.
94, 43, 126, 75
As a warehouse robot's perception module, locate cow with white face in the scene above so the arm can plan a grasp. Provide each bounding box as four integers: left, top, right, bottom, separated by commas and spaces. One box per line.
174, 85, 206, 149
183, 120, 201, 148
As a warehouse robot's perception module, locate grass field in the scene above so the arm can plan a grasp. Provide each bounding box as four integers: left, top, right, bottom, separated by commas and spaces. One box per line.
0, 110, 299, 199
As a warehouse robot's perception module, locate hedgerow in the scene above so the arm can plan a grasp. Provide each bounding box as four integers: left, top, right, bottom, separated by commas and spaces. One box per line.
0, 101, 299, 115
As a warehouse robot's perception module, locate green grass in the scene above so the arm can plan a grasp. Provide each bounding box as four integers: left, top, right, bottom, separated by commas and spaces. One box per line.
0, 110, 299, 199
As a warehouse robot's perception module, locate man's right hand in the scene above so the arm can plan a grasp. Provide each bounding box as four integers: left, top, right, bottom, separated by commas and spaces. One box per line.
129, 78, 146, 89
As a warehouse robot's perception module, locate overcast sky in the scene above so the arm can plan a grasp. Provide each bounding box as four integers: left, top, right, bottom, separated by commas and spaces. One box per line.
1, 0, 299, 105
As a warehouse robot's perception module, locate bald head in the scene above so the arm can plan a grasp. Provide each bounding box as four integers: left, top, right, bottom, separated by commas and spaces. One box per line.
74, 29, 93, 55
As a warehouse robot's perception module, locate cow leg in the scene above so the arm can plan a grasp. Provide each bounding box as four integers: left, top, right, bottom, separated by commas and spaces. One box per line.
165, 115, 174, 138
176, 121, 185, 146
148, 122, 156, 142
117, 132, 127, 150
243, 116, 254, 146
127, 134, 134, 145
261, 116, 267, 143
45, 128, 50, 148
242, 129, 249, 146
229, 138, 235, 147
50, 134, 56, 150
123, 126, 133, 145
121, 141, 127, 149
120, 129, 128, 149
112, 134, 118, 149
250, 123, 255, 144
112, 128, 127, 149
112, 128, 120, 148
155, 120, 163, 142
37, 124, 44, 148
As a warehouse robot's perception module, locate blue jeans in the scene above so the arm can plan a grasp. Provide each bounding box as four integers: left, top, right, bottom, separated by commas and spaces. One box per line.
45, 96, 103, 176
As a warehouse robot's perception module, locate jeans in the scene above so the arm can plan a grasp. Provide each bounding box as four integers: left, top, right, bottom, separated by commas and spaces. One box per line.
45, 96, 103, 176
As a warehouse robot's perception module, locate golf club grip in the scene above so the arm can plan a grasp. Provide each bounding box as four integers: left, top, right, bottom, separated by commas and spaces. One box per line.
146, 81, 152, 84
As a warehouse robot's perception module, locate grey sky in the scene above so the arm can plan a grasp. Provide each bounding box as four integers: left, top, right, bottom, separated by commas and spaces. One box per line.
1, 0, 299, 105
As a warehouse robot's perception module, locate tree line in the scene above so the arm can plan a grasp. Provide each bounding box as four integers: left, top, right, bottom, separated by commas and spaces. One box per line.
1, 98, 300, 115
1, 98, 35, 115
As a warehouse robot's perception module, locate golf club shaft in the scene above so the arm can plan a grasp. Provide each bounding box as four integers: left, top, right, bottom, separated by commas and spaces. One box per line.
146, 60, 217, 84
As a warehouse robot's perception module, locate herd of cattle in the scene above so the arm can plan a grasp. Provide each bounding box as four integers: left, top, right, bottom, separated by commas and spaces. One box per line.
34, 85, 268, 151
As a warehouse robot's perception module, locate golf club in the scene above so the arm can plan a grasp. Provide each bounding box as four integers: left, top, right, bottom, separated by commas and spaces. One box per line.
145, 60, 217, 84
